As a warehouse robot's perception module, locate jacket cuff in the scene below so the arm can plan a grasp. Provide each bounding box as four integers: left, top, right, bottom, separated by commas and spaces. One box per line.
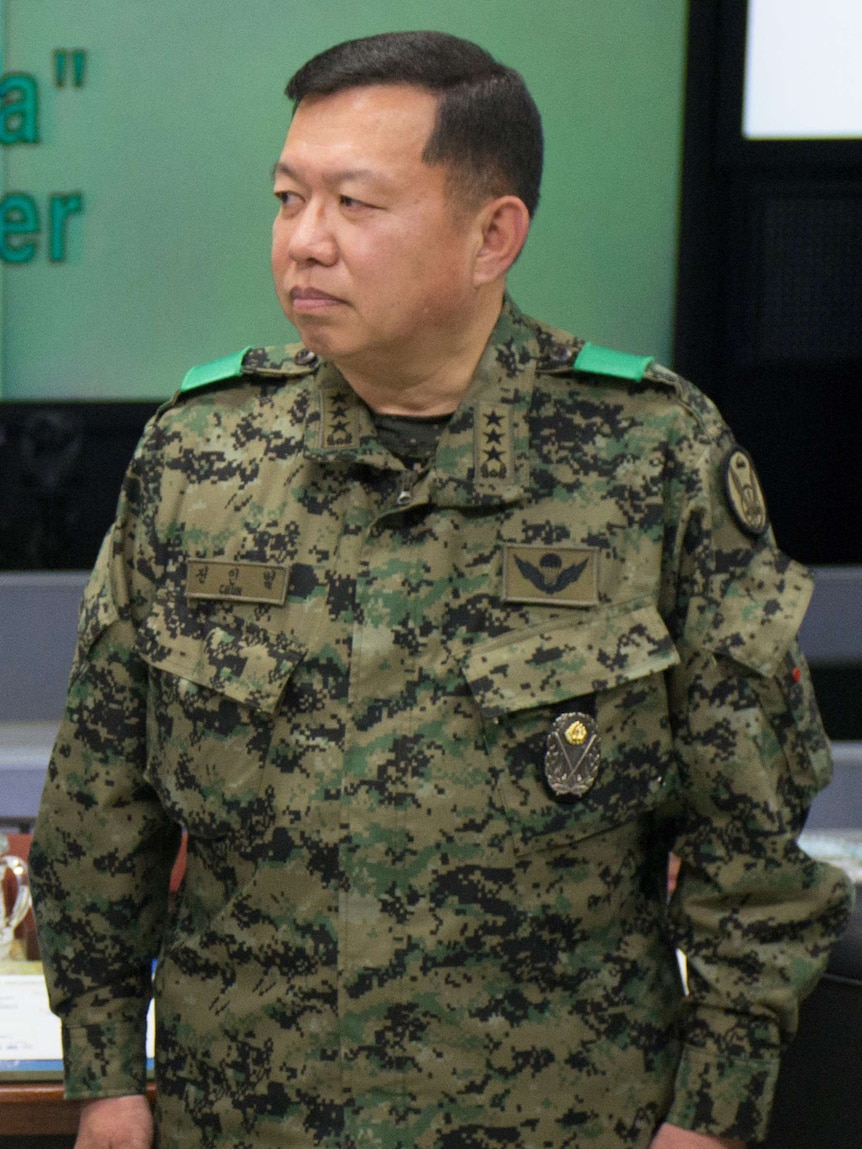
61, 1020, 148, 1099
665, 1043, 780, 1143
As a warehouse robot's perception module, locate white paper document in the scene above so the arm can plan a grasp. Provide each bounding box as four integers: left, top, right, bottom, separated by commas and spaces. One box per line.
0, 969, 63, 1062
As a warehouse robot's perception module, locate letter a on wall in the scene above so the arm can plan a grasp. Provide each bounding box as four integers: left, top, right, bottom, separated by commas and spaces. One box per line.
0, 74, 39, 144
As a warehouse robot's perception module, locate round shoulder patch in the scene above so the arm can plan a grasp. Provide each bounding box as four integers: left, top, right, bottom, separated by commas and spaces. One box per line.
723, 447, 769, 537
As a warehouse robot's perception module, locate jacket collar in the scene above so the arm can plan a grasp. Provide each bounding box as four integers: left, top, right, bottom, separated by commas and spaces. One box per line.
301, 297, 578, 509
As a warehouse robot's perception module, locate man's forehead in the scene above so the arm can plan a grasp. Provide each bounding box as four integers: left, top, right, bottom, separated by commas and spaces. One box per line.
277, 85, 440, 179
287, 83, 439, 142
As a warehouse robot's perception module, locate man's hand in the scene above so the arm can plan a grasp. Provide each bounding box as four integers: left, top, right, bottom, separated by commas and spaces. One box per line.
74, 1094, 153, 1149
650, 1123, 746, 1149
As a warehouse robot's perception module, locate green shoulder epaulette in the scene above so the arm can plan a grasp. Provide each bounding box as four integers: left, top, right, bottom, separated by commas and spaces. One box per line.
180, 347, 252, 395
178, 344, 321, 397
573, 342, 654, 382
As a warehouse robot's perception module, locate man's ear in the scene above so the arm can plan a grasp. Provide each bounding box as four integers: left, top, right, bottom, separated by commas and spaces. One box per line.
472, 196, 531, 285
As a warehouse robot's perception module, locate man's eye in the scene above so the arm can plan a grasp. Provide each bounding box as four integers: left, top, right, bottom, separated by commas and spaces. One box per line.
340, 195, 371, 210
275, 190, 300, 207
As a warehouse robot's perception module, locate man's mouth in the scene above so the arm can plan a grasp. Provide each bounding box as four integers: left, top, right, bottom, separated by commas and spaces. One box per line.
289, 287, 345, 312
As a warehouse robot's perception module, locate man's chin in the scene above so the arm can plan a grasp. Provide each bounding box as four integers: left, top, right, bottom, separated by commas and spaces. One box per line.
289, 317, 331, 351
291, 325, 351, 365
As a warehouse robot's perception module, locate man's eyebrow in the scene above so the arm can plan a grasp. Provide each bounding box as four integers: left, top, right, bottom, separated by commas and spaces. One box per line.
271, 161, 387, 188
271, 161, 297, 182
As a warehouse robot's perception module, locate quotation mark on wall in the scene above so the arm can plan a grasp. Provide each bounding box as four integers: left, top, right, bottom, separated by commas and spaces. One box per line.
54, 50, 87, 88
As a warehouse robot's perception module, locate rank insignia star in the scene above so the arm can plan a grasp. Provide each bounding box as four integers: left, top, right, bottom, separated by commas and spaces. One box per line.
475, 403, 512, 480
321, 392, 359, 449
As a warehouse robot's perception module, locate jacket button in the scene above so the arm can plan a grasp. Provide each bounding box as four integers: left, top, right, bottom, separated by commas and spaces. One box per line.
294, 348, 318, 366
549, 343, 574, 365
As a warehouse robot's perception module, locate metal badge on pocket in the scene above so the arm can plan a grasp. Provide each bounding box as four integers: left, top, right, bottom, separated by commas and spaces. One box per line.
545, 712, 601, 798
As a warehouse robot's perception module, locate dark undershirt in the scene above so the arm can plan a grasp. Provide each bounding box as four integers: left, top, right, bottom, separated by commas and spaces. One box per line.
370, 410, 453, 467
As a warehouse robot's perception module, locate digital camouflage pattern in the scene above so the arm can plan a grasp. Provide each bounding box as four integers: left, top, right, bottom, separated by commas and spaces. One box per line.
30, 298, 852, 1148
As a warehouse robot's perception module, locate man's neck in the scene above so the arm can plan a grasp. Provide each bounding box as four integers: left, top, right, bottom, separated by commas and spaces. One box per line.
336, 290, 505, 416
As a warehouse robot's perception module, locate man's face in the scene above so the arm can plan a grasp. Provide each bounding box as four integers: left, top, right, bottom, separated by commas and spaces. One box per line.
271, 84, 486, 377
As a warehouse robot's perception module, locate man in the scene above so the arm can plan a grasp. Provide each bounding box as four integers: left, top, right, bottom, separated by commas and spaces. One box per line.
30, 30, 851, 1149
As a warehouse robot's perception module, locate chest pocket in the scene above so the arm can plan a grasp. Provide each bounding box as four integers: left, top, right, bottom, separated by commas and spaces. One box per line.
461, 603, 680, 853
135, 598, 305, 837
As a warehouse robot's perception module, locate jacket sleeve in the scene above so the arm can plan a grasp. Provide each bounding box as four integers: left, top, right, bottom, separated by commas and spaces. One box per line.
660, 428, 854, 1142
29, 438, 181, 1100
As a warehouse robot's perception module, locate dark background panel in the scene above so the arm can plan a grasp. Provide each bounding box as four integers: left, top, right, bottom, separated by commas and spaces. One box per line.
674, 0, 862, 566
0, 403, 158, 571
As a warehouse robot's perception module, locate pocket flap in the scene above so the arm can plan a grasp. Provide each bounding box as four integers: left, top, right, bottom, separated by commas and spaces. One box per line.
461, 603, 679, 718
136, 599, 304, 714
700, 552, 814, 676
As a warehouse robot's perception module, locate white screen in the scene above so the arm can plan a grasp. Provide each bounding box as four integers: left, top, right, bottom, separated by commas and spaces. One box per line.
743, 0, 862, 138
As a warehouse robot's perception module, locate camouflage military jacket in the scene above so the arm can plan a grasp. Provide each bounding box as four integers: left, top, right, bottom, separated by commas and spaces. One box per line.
31, 299, 851, 1148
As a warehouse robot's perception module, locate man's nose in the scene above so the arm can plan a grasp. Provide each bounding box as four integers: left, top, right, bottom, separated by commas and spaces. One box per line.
286, 201, 337, 265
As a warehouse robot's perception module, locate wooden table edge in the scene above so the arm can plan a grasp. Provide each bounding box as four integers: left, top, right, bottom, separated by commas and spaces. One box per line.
0, 1081, 155, 1136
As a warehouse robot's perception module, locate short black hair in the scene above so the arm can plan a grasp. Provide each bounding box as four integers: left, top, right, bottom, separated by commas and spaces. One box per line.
285, 31, 543, 217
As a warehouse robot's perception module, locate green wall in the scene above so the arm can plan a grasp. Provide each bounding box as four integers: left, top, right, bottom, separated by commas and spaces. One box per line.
0, 0, 687, 400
